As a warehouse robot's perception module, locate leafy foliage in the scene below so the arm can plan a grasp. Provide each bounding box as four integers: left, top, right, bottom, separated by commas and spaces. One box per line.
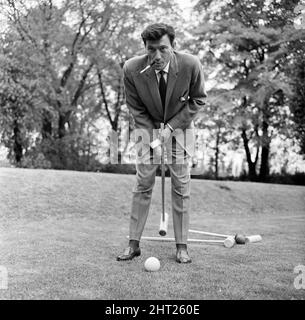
0, 0, 180, 169
288, 53, 305, 154
191, 0, 305, 180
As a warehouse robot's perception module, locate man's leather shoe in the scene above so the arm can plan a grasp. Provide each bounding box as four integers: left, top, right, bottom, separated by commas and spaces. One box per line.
116, 247, 141, 261
176, 249, 192, 263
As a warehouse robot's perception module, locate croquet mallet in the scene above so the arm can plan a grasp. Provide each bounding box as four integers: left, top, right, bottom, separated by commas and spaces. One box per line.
159, 123, 169, 236
189, 229, 262, 245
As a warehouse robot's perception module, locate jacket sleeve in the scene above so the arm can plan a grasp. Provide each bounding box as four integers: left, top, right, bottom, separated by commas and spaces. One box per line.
167, 57, 207, 131
123, 63, 155, 133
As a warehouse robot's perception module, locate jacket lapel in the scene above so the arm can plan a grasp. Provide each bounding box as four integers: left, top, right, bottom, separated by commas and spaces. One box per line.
144, 67, 163, 117
164, 54, 179, 120
139, 53, 179, 121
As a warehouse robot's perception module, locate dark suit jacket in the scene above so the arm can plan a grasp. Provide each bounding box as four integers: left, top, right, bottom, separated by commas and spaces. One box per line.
123, 51, 207, 154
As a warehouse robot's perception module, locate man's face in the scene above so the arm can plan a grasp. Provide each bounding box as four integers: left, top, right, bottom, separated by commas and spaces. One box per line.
145, 34, 174, 70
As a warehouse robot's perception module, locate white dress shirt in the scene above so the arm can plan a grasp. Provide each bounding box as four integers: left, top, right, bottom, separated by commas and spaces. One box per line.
155, 61, 170, 84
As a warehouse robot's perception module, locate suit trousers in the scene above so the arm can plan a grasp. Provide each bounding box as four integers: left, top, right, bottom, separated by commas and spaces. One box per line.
129, 137, 191, 244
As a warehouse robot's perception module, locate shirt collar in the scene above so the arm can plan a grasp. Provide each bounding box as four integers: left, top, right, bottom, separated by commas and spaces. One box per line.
155, 61, 170, 75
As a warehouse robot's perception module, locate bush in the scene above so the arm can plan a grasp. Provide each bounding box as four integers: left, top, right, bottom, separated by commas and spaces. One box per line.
96, 163, 136, 175
20, 152, 52, 169
190, 171, 305, 186
268, 173, 305, 186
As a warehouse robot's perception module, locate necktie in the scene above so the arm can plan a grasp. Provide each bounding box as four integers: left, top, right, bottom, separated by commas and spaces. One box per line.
159, 70, 167, 110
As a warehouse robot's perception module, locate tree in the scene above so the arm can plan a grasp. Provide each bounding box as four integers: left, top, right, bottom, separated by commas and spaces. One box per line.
196, 89, 237, 179
0, 0, 181, 169
192, 0, 304, 181
0, 36, 41, 164
287, 41, 305, 155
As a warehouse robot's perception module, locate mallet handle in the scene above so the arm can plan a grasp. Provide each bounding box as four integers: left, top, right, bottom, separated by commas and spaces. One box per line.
161, 123, 165, 223
139, 236, 225, 244
158, 123, 168, 236
189, 229, 231, 238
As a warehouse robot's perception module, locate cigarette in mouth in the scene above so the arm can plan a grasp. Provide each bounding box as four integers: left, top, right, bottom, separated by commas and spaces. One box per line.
140, 61, 155, 73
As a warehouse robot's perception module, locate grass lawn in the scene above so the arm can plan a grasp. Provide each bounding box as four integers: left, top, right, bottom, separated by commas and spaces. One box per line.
0, 167, 305, 300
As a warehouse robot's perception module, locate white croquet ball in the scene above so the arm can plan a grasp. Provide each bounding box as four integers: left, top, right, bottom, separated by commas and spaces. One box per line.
224, 236, 235, 248
144, 257, 160, 272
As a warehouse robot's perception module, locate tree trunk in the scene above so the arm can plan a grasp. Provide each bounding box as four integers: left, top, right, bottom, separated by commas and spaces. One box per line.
41, 110, 52, 139
13, 120, 23, 163
241, 129, 257, 181
58, 113, 66, 138
259, 120, 270, 181
215, 127, 220, 179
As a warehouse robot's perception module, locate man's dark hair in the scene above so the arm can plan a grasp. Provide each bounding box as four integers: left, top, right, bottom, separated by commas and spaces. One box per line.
141, 23, 175, 46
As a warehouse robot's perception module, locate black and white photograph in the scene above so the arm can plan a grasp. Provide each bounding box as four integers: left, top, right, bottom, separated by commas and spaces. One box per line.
0, 0, 305, 305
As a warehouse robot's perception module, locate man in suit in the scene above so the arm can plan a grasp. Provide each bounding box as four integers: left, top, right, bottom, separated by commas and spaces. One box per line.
117, 23, 207, 263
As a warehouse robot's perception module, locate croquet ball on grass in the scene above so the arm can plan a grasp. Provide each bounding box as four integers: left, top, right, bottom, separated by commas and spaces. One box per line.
144, 257, 160, 272
223, 236, 235, 248
234, 234, 246, 244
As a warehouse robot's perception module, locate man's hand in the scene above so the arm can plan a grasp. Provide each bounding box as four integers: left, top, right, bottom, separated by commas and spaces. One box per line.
159, 126, 172, 144
149, 138, 162, 160
153, 145, 162, 160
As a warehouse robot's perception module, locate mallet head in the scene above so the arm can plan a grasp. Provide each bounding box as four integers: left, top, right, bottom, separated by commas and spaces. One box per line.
223, 236, 235, 248
246, 235, 262, 243
159, 212, 169, 236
